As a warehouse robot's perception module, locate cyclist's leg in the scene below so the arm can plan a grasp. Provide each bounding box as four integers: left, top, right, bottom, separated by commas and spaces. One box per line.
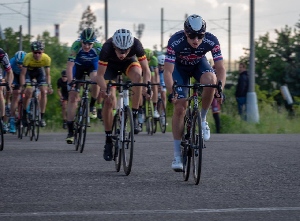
171, 65, 190, 171
9, 86, 20, 133
195, 58, 216, 141
152, 67, 160, 118
102, 66, 118, 161
36, 67, 48, 127
126, 62, 142, 134
89, 71, 100, 119
22, 72, 34, 126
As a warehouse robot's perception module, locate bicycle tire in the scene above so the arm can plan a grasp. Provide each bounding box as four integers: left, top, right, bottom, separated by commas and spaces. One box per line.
146, 100, 154, 135
122, 107, 134, 176
182, 108, 191, 181
33, 99, 40, 141
157, 98, 167, 133
29, 101, 34, 141
0, 119, 4, 151
74, 104, 83, 151
192, 110, 203, 185
73, 108, 80, 150
112, 110, 122, 172
17, 101, 23, 139
79, 100, 88, 153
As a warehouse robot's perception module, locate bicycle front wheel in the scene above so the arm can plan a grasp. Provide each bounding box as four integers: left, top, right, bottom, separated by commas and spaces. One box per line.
112, 111, 121, 172
33, 99, 40, 141
182, 108, 192, 181
122, 107, 134, 176
79, 100, 88, 153
191, 110, 203, 185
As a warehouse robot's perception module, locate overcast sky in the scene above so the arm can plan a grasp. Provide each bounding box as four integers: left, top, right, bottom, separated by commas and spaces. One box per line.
1, 0, 299, 61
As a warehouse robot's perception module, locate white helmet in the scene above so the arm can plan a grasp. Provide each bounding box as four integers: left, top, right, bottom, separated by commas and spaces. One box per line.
112, 29, 134, 50
157, 54, 165, 65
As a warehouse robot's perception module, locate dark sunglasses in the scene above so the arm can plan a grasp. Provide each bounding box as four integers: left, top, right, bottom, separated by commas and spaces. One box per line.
33, 51, 42, 54
82, 41, 94, 46
115, 47, 130, 54
187, 33, 205, 40
17, 62, 23, 65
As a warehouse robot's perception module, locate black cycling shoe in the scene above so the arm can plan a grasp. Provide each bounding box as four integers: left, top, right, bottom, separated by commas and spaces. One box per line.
133, 118, 142, 134
103, 143, 113, 161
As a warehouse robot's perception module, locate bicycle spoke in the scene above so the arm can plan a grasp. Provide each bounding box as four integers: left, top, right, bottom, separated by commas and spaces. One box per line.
122, 107, 134, 176
192, 111, 203, 185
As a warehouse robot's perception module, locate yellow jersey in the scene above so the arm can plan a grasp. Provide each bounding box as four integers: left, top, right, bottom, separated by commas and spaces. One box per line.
23, 52, 51, 70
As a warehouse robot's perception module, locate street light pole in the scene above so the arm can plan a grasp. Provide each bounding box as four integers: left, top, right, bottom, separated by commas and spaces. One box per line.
247, 0, 259, 123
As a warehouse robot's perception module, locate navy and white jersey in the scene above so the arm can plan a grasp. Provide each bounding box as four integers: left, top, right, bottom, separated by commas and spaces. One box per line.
165, 30, 223, 66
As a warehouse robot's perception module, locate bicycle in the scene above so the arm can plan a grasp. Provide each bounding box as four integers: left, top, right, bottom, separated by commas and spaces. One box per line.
25, 81, 41, 142
69, 75, 97, 153
153, 90, 167, 134
172, 80, 222, 185
107, 74, 152, 176
139, 83, 160, 135
0, 82, 10, 151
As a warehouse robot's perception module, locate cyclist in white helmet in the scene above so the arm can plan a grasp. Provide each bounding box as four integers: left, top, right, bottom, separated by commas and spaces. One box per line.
93, 28, 152, 161
157, 54, 167, 109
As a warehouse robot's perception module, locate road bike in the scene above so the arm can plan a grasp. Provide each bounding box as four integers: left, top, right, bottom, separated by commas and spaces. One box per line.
107, 74, 152, 176
26, 81, 41, 141
0, 82, 10, 151
70, 75, 97, 153
139, 83, 160, 135
172, 80, 223, 185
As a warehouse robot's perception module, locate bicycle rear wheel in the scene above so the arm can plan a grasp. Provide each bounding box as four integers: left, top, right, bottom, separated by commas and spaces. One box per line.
145, 100, 154, 135
112, 110, 122, 172
74, 108, 80, 150
0, 119, 4, 151
122, 107, 134, 176
157, 98, 167, 133
79, 100, 88, 153
182, 108, 191, 181
191, 110, 203, 185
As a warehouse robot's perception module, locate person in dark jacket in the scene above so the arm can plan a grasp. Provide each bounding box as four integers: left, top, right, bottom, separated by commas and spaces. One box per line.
235, 62, 248, 120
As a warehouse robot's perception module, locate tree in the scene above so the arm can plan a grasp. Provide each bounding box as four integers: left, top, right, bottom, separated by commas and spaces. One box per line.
77, 6, 102, 38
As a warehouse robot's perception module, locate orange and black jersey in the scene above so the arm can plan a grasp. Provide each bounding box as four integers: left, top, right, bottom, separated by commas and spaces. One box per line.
98, 38, 147, 66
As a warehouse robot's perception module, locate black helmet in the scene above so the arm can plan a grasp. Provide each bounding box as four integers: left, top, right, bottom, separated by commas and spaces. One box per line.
61, 70, 67, 77
80, 28, 96, 43
31, 41, 44, 51
184, 14, 206, 34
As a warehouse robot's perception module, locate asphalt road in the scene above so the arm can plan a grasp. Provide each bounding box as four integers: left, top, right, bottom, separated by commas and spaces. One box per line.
0, 131, 300, 221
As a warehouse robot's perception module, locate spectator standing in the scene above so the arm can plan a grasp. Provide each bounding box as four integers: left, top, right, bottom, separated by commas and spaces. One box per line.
235, 62, 248, 120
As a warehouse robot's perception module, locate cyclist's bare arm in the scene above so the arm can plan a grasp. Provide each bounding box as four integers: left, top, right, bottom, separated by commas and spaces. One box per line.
214, 60, 226, 90
95, 64, 108, 95
66, 61, 74, 85
139, 59, 151, 84
20, 66, 27, 87
163, 62, 175, 94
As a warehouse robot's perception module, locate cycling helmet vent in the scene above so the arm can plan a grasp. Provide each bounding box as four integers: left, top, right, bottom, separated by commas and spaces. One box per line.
112, 29, 134, 50
157, 54, 165, 65
14, 51, 26, 63
184, 14, 206, 34
81, 28, 96, 42
31, 41, 44, 51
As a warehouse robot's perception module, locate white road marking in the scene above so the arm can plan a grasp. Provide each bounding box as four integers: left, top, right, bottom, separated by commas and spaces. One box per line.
0, 207, 300, 217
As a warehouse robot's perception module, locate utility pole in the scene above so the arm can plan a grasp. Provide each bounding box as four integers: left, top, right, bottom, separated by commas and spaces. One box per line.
247, 0, 259, 123
19, 25, 22, 50
28, 0, 31, 37
160, 8, 163, 51
104, 0, 108, 40
228, 6, 231, 73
